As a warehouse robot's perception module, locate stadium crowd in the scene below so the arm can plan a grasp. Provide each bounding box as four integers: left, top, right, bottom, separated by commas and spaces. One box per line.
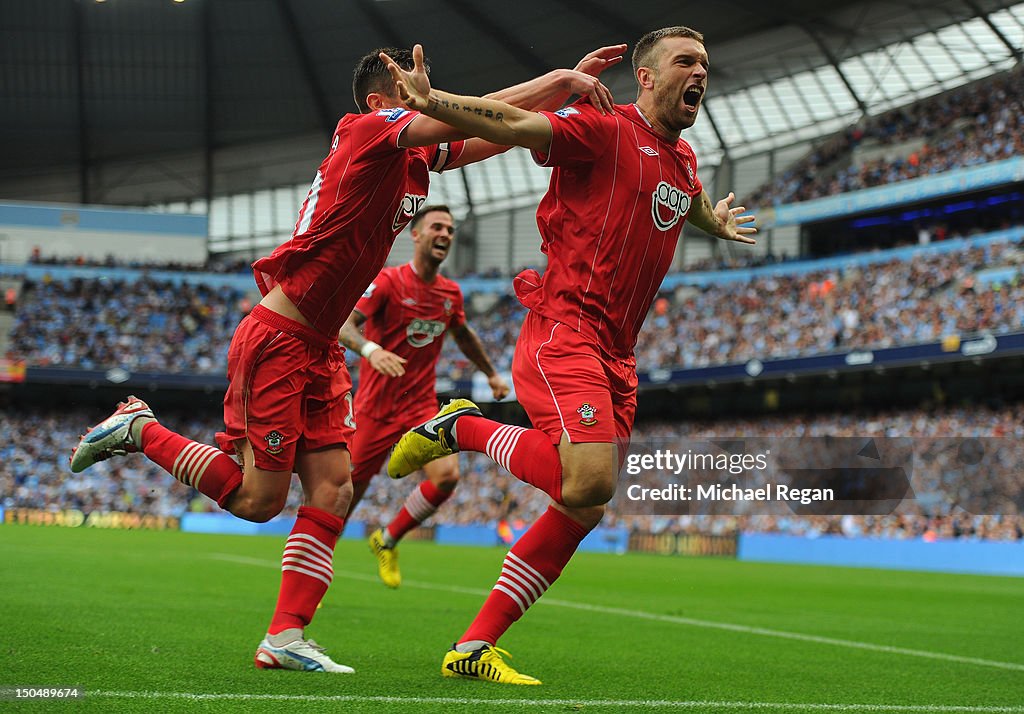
439, 236, 1024, 377
6, 276, 250, 374
7, 235, 1022, 377
748, 66, 1024, 207
3, 404, 1020, 541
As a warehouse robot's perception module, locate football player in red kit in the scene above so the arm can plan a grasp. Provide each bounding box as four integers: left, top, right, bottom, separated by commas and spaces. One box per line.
71, 45, 624, 674
384, 29, 756, 684
339, 204, 509, 588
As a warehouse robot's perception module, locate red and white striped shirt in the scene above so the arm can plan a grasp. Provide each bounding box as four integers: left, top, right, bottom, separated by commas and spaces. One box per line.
353, 263, 465, 422
517, 100, 702, 361
253, 108, 463, 338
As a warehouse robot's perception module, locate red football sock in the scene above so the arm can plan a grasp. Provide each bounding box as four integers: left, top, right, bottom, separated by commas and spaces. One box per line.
268, 506, 345, 635
386, 480, 452, 543
459, 506, 592, 646
456, 416, 563, 502
140, 421, 242, 507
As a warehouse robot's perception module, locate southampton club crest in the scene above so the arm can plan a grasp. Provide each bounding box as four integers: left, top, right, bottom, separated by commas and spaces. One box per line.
265, 430, 285, 455
577, 403, 598, 426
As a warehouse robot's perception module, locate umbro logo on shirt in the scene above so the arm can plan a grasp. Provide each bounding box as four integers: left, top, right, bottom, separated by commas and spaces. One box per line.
639, 146, 658, 156
402, 298, 417, 306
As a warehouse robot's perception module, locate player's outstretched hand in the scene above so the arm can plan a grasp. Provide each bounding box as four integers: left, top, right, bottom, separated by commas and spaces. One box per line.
574, 44, 627, 79
369, 348, 407, 378
714, 192, 757, 245
381, 44, 432, 111
560, 70, 615, 114
488, 374, 511, 401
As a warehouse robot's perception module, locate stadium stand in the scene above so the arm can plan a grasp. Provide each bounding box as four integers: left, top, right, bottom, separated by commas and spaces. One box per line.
7, 229, 1022, 377
7, 276, 250, 374
748, 65, 1024, 208
4, 405, 1019, 541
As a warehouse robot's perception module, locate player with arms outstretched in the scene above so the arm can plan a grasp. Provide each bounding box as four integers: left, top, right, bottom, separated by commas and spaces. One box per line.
339, 204, 509, 588
383, 28, 756, 684
69, 45, 623, 674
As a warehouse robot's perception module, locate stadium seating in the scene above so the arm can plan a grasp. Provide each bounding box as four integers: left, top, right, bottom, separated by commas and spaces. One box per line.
748, 65, 1024, 208
3, 405, 1018, 541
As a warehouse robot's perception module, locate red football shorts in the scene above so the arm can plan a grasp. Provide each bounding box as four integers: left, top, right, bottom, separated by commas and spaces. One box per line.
511, 310, 637, 446
216, 305, 355, 472
349, 402, 438, 485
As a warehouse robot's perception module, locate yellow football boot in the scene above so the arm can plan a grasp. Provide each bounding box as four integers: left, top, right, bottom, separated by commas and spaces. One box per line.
368, 528, 401, 589
441, 644, 541, 685
387, 399, 482, 478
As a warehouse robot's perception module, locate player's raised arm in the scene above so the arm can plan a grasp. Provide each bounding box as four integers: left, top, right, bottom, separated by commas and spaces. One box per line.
339, 310, 407, 378
687, 190, 758, 245
399, 44, 623, 162
383, 45, 556, 155
450, 322, 510, 401
485, 44, 622, 113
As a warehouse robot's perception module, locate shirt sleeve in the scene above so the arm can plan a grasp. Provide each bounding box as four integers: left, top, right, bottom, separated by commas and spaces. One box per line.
689, 147, 704, 197
355, 269, 391, 319
430, 140, 467, 173
355, 109, 422, 157
531, 100, 615, 168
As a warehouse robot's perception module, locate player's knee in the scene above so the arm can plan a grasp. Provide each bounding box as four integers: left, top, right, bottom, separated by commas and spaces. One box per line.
560, 456, 617, 507
560, 474, 616, 508
234, 493, 287, 523
307, 478, 352, 519
432, 470, 459, 492
336, 477, 354, 504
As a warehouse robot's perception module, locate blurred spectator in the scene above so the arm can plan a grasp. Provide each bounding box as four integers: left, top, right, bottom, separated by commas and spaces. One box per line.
7, 276, 249, 375
748, 66, 1024, 208
7, 236, 1024, 377
2, 404, 1020, 542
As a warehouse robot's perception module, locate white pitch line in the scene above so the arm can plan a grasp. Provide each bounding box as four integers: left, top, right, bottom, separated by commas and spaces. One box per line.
86, 691, 1024, 712
209, 553, 1024, 673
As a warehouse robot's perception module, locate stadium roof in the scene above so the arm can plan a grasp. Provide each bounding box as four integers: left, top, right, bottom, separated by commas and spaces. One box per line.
2, 0, 1022, 212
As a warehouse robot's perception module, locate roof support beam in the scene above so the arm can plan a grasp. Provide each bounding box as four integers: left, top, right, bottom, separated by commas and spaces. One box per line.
796, 21, 870, 117
274, 0, 336, 137
459, 164, 476, 214
701, 103, 730, 160
201, 0, 214, 210
963, 0, 1023, 62
72, 0, 90, 204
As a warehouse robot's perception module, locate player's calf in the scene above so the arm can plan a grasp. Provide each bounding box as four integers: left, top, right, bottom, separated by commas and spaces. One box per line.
554, 503, 605, 530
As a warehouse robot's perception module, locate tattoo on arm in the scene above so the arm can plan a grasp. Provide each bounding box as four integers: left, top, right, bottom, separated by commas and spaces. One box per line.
428, 95, 504, 123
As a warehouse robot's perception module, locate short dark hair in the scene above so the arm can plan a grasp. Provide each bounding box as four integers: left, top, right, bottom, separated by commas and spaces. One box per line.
410, 204, 452, 231
351, 47, 429, 113
631, 26, 705, 76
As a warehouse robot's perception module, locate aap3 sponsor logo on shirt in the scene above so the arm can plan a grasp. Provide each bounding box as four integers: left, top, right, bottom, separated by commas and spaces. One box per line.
650, 181, 692, 232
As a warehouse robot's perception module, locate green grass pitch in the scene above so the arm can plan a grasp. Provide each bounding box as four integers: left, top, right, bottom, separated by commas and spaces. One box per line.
1, 524, 1022, 713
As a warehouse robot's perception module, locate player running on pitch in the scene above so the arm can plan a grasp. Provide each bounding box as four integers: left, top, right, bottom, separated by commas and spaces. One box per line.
339, 204, 509, 588
69, 45, 624, 674
382, 28, 756, 684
